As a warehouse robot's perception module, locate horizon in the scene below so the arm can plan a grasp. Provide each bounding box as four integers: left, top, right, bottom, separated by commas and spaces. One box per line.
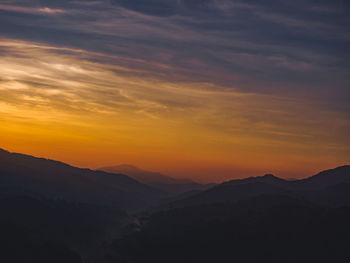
1, 147, 348, 184
1, 2, 350, 262
1, 0, 349, 182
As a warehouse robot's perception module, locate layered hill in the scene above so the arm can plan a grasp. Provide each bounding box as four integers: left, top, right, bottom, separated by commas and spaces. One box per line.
0, 149, 167, 211
170, 166, 350, 207
99, 164, 215, 193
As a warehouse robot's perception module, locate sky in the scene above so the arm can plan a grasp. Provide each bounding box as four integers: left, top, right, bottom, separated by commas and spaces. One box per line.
0, 0, 349, 182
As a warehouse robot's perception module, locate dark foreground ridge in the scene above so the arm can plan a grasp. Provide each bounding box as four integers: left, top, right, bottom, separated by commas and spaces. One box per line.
1, 148, 349, 263
107, 196, 350, 263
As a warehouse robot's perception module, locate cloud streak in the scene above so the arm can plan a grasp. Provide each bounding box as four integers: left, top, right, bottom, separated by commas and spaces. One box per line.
0, 0, 349, 180
0, 4, 66, 14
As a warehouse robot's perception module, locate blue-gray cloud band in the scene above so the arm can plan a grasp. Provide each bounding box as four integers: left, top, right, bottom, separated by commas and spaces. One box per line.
0, 0, 349, 106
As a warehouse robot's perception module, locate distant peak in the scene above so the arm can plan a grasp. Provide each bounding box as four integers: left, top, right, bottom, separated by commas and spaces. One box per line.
263, 174, 276, 178
101, 164, 141, 172
115, 164, 139, 169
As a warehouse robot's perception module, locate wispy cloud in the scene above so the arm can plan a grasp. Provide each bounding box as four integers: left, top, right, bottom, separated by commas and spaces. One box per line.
1, 38, 348, 146
0, 0, 349, 179
0, 4, 66, 14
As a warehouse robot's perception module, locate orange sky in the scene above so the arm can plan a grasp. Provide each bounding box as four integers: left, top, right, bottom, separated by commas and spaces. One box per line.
1, 38, 349, 182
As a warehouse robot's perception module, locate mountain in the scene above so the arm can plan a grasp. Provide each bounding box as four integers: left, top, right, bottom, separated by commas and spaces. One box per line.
99, 164, 215, 193
0, 194, 125, 263
222, 173, 288, 186
297, 165, 350, 189
109, 167, 350, 263
169, 166, 350, 208
2, 149, 350, 263
100, 164, 189, 184
108, 195, 350, 263
0, 148, 167, 211
105, 166, 350, 263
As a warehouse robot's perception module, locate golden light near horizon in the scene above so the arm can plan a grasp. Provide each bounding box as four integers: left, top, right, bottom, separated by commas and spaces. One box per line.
1, 2, 350, 262
1, 37, 348, 182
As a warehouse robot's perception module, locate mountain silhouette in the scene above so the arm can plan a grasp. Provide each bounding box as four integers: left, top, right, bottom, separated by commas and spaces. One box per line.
221, 173, 290, 188
0, 194, 126, 262
0, 148, 167, 211
297, 165, 350, 189
104, 167, 350, 263
168, 166, 350, 208
1, 148, 350, 263
99, 164, 215, 193
109, 195, 350, 263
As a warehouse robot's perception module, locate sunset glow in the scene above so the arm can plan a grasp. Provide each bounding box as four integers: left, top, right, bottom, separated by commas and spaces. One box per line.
1, 1, 349, 182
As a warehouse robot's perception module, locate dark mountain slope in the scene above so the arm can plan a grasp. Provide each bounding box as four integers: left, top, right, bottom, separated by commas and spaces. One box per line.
0, 194, 127, 263
298, 165, 350, 189
99, 164, 215, 193
108, 196, 350, 263
169, 174, 293, 207
0, 219, 83, 263
170, 166, 350, 208
222, 173, 288, 187
100, 164, 185, 184
0, 149, 167, 210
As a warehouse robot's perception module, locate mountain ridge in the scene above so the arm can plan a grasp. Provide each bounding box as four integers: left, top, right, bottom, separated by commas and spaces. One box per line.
168, 165, 350, 208
99, 164, 216, 193
0, 148, 167, 211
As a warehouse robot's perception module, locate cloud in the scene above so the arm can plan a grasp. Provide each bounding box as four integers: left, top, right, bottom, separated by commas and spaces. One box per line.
0, 4, 66, 14
0, 0, 349, 178
0, 0, 348, 106
0, 37, 348, 138
111, 0, 179, 17
110, 0, 219, 17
